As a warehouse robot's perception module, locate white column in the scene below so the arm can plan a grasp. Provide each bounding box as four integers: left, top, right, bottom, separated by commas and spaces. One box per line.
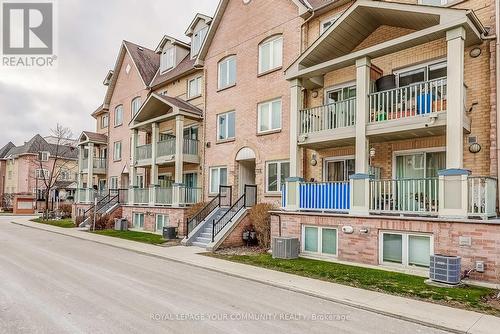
173, 114, 184, 206
446, 27, 466, 169
87, 143, 94, 189
129, 129, 138, 204
76, 145, 83, 203
355, 57, 371, 174
289, 79, 303, 178
150, 123, 159, 206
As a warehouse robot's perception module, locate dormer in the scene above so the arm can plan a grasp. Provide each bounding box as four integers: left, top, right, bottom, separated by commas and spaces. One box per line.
103, 70, 113, 86
185, 13, 212, 59
155, 35, 190, 74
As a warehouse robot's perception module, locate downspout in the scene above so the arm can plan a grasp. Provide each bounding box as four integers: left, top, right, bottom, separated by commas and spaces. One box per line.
495, 1, 500, 213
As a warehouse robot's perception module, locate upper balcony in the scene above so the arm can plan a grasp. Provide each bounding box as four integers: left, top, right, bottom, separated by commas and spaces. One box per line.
135, 137, 200, 167
81, 157, 107, 174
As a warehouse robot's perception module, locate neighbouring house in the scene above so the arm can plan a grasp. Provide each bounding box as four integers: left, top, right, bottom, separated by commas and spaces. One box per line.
75, 0, 500, 283
0, 134, 78, 212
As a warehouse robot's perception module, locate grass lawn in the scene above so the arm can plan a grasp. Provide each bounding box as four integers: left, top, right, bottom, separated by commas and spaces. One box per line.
30, 218, 75, 228
92, 230, 166, 245
207, 253, 500, 316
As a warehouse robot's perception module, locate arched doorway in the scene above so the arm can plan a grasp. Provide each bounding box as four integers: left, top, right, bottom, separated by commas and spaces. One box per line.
235, 147, 256, 196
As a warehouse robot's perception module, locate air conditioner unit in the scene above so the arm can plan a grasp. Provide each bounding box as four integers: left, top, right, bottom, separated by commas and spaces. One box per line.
429, 255, 461, 285
272, 237, 299, 259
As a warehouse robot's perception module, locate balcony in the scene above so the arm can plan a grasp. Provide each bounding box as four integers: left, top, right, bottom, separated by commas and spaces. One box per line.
129, 186, 202, 206
135, 138, 200, 167
81, 157, 107, 174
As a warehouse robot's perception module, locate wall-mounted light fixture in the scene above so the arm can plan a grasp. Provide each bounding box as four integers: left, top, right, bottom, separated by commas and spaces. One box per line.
469, 142, 481, 154
311, 90, 319, 98
310, 153, 317, 166
469, 47, 481, 58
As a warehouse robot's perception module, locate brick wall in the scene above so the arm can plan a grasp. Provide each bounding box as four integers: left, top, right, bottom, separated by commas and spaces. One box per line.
272, 212, 500, 283
219, 214, 252, 248
121, 205, 189, 235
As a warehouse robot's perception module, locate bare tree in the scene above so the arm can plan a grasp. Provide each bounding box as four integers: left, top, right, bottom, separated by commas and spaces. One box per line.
30, 124, 77, 218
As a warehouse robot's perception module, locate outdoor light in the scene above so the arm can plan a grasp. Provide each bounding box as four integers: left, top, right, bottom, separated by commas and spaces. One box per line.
310, 153, 317, 166
469, 47, 481, 58
469, 142, 481, 154
311, 90, 319, 98
369, 147, 376, 157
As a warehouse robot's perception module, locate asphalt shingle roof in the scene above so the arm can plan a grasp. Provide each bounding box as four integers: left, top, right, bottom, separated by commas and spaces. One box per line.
123, 40, 160, 86
4, 134, 77, 159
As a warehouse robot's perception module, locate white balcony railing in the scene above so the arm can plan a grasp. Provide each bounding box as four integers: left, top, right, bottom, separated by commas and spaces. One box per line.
468, 177, 497, 218
157, 139, 175, 157
136, 144, 152, 160
369, 78, 447, 123
183, 138, 199, 155
180, 186, 202, 205
299, 97, 356, 134
133, 188, 150, 204
93, 157, 107, 169
155, 187, 173, 205
370, 178, 439, 215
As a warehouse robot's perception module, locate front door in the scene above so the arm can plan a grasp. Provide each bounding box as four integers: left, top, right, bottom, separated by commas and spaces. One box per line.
238, 160, 256, 196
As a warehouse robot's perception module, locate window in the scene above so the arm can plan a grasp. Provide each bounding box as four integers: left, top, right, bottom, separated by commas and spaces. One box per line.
395, 151, 445, 179
38, 151, 49, 162
133, 213, 144, 229
131, 97, 141, 117
59, 170, 70, 180
258, 98, 281, 133
192, 26, 208, 57
156, 214, 169, 233
101, 114, 109, 129
396, 61, 446, 87
110, 177, 118, 190
258, 35, 283, 74
183, 126, 199, 140
218, 56, 236, 89
160, 47, 175, 72
266, 160, 289, 192
136, 175, 144, 188
209, 166, 228, 194
303, 226, 338, 256
320, 14, 341, 35
419, 0, 448, 6
188, 76, 202, 99
114, 105, 123, 126
35, 169, 49, 179
324, 158, 355, 182
113, 141, 122, 161
380, 232, 433, 268
217, 111, 235, 141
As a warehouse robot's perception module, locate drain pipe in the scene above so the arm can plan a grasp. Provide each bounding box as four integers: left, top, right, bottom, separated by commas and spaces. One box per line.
495, 1, 500, 214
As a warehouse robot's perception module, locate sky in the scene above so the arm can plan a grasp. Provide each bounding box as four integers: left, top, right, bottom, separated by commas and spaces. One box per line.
0, 0, 219, 146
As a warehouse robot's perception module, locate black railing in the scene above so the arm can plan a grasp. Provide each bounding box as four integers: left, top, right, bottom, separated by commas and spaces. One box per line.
185, 185, 232, 237
212, 185, 257, 242
82, 189, 127, 223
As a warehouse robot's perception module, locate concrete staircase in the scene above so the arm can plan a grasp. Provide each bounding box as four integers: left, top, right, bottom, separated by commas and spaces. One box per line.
191, 207, 228, 248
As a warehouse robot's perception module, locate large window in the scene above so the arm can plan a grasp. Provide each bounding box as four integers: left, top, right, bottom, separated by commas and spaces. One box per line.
395, 151, 445, 179
192, 26, 208, 57
303, 226, 338, 256
131, 97, 141, 117
109, 176, 118, 190
209, 166, 227, 194
258, 98, 281, 133
380, 232, 433, 268
218, 56, 236, 90
396, 61, 446, 87
35, 169, 49, 179
217, 111, 235, 141
325, 84, 356, 104
113, 141, 122, 161
133, 212, 144, 230
114, 105, 123, 126
188, 76, 202, 99
258, 35, 283, 74
266, 160, 289, 193
324, 158, 355, 182
156, 214, 169, 233
161, 47, 175, 72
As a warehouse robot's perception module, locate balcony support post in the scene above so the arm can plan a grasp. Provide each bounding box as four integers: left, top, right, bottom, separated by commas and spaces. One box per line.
129, 129, 139, 205
87, 142, 94, 190
438, 169, 470, 218
173, 114, 184, 207
283, 177, 302, 211
289, 78, 303, 178
150, 122, 159, 206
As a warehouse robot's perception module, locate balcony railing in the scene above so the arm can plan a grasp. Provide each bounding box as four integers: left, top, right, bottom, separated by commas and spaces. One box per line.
369, 178, 439, 215
155, 187, 173, 205
81, 158, 88, 170
180, 186, 202, 205
76, 188, 96, 203
133, 188, 150, 204
93, 157, 107, 169
157, 139, 175, 157
281, 181, 350, 212
369, 78, 447, 123
183, 138, 199, 155
468, 177, 497, 218
136, 144, 152, 160
130, 186, 201, 206
299, 97, 356, 134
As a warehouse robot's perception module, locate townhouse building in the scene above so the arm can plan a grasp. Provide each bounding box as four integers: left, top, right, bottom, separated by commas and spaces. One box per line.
75, 0, 500, 282
0, 135, 78, 211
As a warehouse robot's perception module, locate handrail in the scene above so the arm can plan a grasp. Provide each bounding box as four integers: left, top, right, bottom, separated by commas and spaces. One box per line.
185, 194, 219, 237
212, 194, 245, 242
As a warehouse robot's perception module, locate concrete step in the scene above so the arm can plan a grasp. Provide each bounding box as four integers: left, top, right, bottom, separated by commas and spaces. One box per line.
191, 241, 209, 248
194, 237, 211, 243
200, 232, 212, 238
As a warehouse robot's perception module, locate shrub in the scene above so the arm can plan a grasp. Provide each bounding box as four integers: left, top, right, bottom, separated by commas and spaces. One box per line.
92, 214, 114, 230
247, 203, 275, 249
74, 215, 84, 226
58, 204, 73, 218
186, 201, 208, 220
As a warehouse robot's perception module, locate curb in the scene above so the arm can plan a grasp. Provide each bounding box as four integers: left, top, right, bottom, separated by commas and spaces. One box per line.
10, 221, 479, 334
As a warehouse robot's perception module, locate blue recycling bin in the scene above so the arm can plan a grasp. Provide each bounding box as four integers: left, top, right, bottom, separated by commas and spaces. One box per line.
416, 93, 433, 115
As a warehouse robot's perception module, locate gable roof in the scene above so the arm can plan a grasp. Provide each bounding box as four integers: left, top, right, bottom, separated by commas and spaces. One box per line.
154, 35, 190, 53
185, 13, 213, 37
0, 142, 15, 159
4, 134, 77, 160
79, 131, 108, 145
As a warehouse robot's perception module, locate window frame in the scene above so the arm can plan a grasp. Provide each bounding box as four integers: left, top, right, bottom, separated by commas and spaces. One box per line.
38, 151, 50, 162
323, 156, 355, 182
161, 47, 175, 73
391, 147, 446, 179
35, 168, 49, 180
133, 212, 145, 230
379, 231, 434, 268
191, 26, 208, 57
114, 105, 123, 127
113, 141, 122, 161
109, 176, 119, 190
217, 55, 236, 90
187, 76, 202, 99
131, 97, 142, 117
258, 35, 283, 75
301, 225, 338, 256
209, 166, 228, 195
101, 114, 109, 129
393, 59, 447, 87
257, 98, 282, 134
155, 214, 169, 233
216, 111, 236, 141
265, 160, 290, 193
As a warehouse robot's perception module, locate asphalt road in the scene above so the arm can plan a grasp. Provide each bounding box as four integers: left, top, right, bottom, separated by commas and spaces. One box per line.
0, 218, 450, 334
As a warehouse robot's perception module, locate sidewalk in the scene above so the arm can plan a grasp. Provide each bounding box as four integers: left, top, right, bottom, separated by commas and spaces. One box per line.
10, 217, 500, 334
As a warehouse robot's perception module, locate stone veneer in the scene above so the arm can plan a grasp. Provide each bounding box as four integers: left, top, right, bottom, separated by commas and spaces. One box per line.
271, 211, 500, 283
